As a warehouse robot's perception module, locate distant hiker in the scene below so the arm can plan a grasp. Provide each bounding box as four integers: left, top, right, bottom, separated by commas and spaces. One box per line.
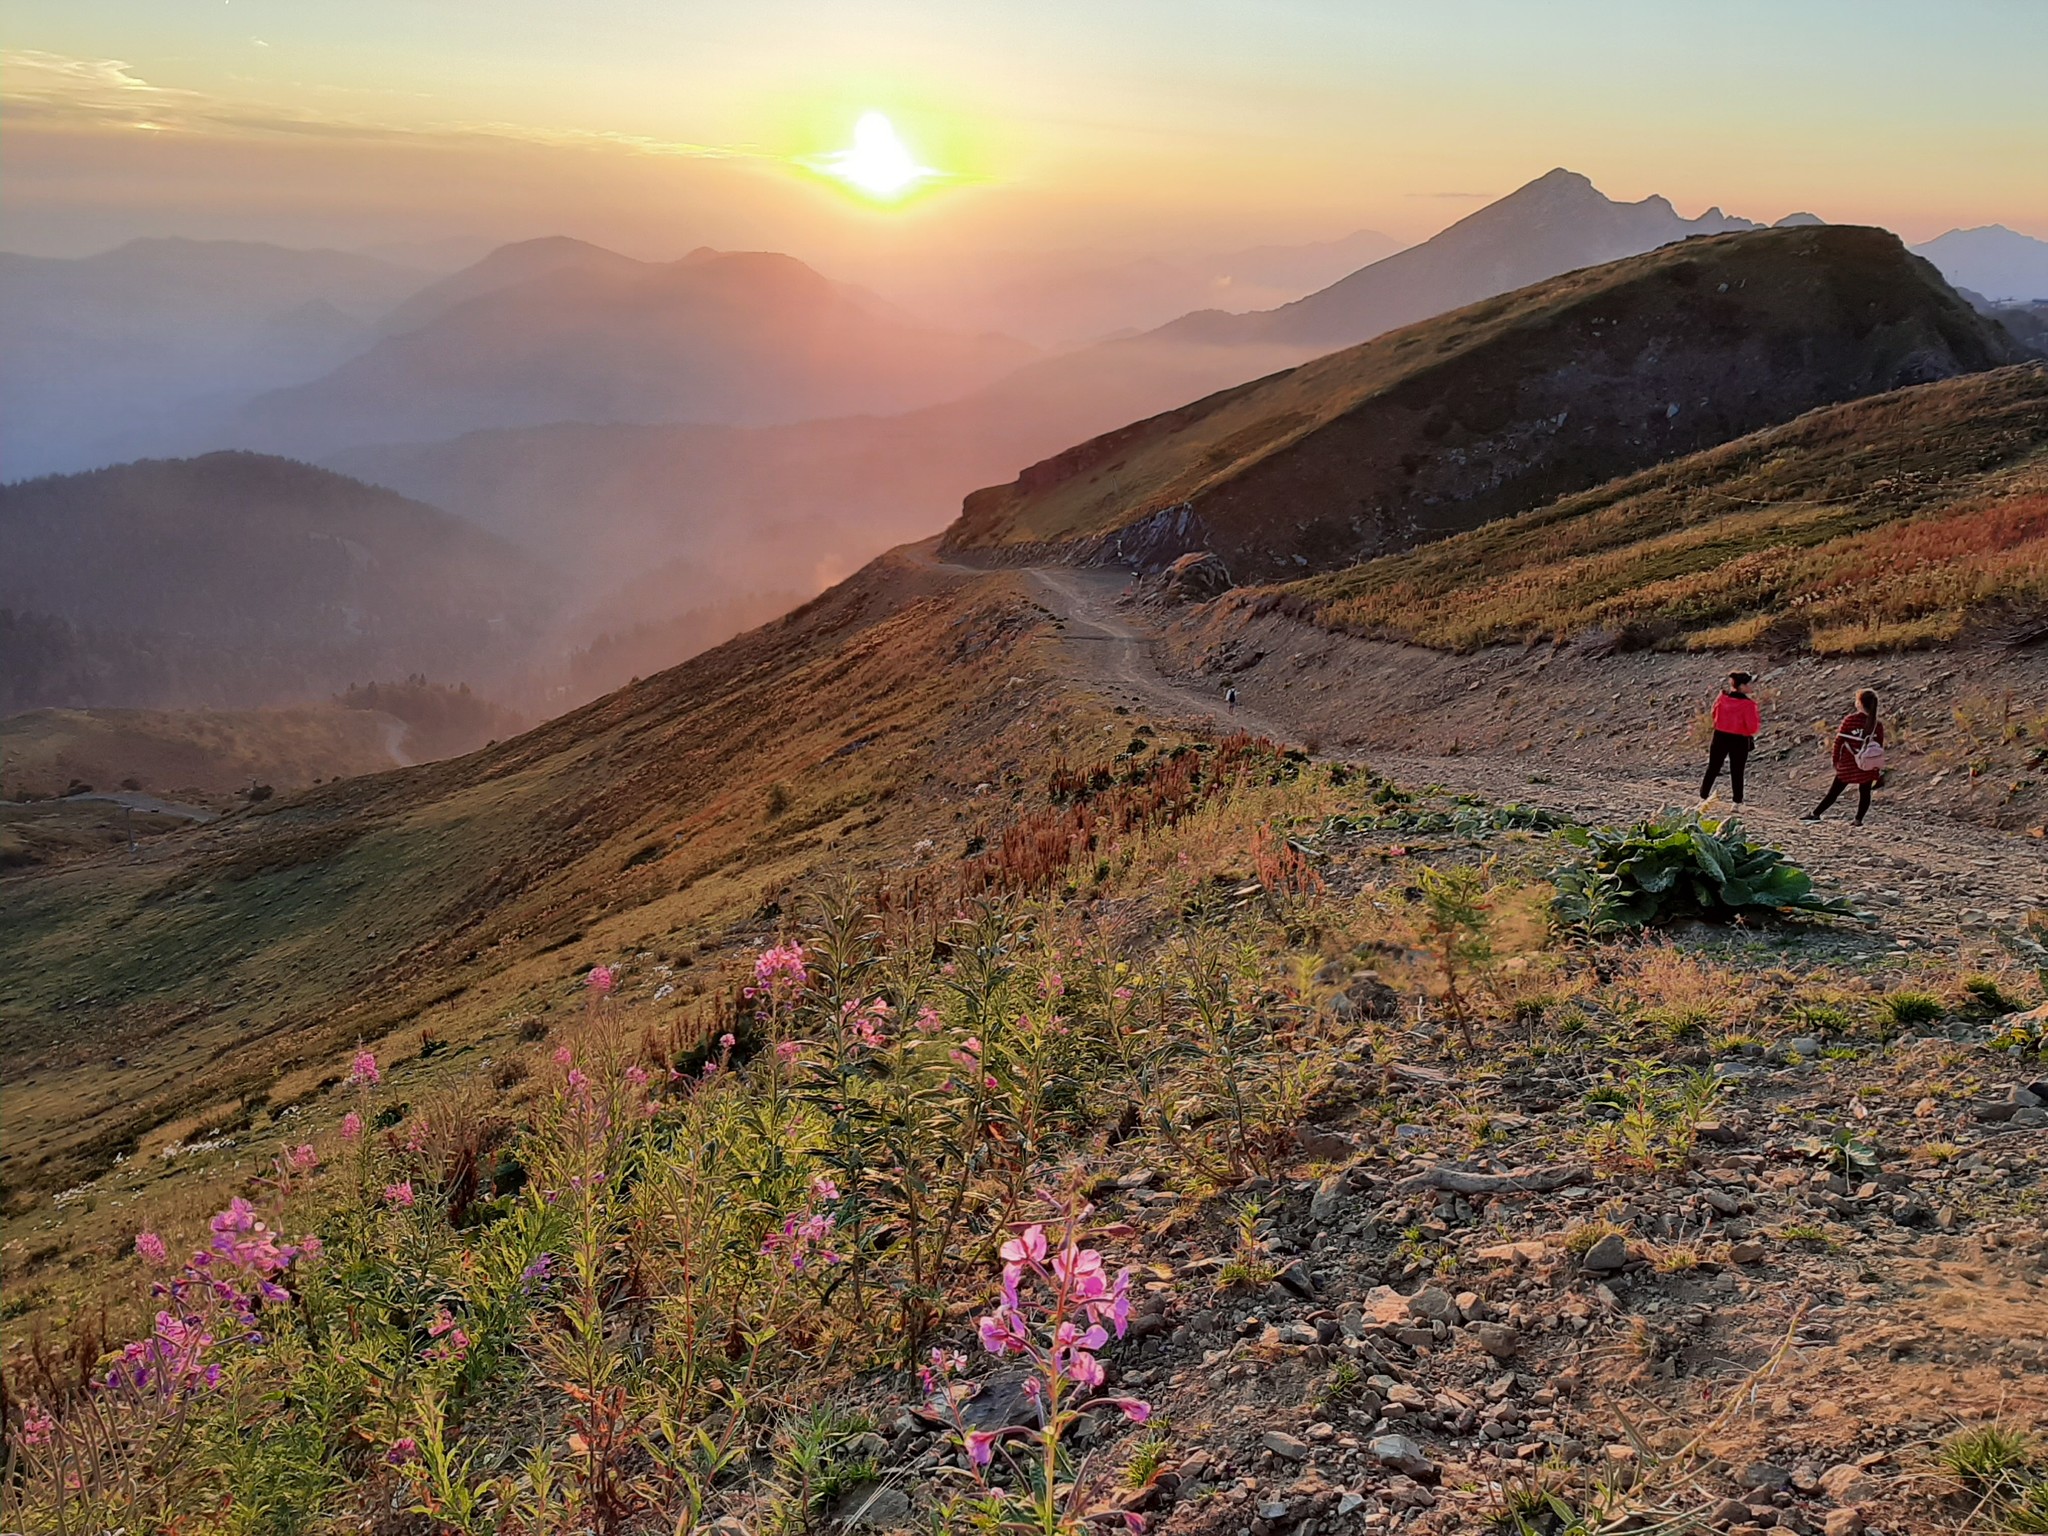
1224, 685, 1240, 713
1804, 688, 1886, 825
1699, 670, 1760, 804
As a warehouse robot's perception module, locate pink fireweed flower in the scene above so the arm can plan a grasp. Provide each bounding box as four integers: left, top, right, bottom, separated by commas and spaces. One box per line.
20, 1403, 55, 1446
965, 1429, 1000, 1468
383, 1181, 416, 1208
999, 1225, 1049, 1270
135, 1231, 168, 1266
913, 1005, 943, 1034
949, 1036, 983, 1068
286, 1143, 319, 1172
810, 1175, 840, 1202
426, 1308, 471, 1362
1113, 986, 1134, 1003
349, 1051, 379, 1086
750, 942, 807, 1001
775, 1039, 802, 1064
1042, 972, 1064, 998
341, 1110, 362, 1141
624, 1063, 649, 1088
553, 1045, 574, 1069
587, 964, 615, 993
1108, 1398, 1151, 1423
720, 1032, 736, 1050
761, 1206, 843, 1271
387, 1436, 420, 1467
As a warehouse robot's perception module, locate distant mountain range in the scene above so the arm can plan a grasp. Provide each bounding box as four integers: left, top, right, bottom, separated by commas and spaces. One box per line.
1910, 225, 2048, 303
0, 238, 431, 479
224, 245, 1037, 461
0, 453, 547, 711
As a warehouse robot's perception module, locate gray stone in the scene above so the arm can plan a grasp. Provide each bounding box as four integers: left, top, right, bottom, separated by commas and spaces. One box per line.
1785, 1036, 1823, 1060
1738, 1462, 1792, 1493
1338, 1493, 1367, 1517
960, 1371, 1044, 1432
1472, 1322, 1521, 1360
1262, 1431, 1311, 1461
2010, 1106, 2048, 1130
1406, 1286, 1459, 1324
1369, 1433, 1436, 1478
832, 1485, 913, 1531
1581, 1233, 1629, 1272
1310, 1172, 1350, 1225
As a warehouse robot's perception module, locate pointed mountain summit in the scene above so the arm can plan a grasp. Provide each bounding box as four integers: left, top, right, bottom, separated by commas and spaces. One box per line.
1163, 167, 1761, 352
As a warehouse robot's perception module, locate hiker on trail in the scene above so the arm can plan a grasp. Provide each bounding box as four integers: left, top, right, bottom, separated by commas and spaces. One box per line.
1224, 685, 1239, 714
1700, 670, 1760, 805
1804, 688, 1886, 825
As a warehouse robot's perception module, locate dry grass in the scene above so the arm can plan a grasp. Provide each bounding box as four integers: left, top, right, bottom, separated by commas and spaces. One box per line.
1287, 365, 2048, 654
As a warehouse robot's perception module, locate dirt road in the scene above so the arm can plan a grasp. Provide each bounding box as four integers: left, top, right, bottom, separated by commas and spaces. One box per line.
1009, 561, 2044, 940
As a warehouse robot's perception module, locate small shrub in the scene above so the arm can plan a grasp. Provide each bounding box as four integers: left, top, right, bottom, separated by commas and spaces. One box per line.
1554, 811, 1856, 927
1937, 1423, 2039, 1499
1964, 975, 2023, 1014
1879, 991, 1945, 1029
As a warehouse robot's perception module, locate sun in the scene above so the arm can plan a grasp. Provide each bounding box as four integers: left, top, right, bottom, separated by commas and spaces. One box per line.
809, 112, 938, 201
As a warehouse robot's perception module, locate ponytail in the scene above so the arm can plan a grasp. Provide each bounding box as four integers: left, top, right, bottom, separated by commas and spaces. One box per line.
1856, 688, 1879, 721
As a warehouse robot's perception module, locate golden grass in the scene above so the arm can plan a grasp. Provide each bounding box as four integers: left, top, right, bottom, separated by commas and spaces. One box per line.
1288, 365, 2048, 653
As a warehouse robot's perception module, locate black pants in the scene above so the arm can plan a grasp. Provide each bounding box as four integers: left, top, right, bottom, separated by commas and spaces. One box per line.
1812, 778, 1873, 821
1701, 730, 1752, 802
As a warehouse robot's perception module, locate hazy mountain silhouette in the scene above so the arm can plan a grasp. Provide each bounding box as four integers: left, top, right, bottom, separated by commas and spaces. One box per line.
1157, 168, 1761, 350
0, 453, 548, 711
911, 229, 1405, 347
0, 238, 434, 478
231, 246, 1037, 459
1911, 224, 2048, 302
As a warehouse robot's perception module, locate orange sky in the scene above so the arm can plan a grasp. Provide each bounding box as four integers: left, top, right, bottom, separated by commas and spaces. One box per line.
5, 1, 2045, 267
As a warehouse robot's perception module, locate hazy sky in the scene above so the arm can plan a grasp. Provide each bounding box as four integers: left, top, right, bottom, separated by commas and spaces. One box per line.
5, 0, 2046, 268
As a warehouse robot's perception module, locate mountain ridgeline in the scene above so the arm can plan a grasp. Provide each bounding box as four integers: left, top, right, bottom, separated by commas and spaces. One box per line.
0, 453, 547, 712
940, 226, 2024, 579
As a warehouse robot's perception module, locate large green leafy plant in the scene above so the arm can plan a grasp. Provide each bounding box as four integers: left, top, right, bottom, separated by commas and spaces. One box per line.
1553, 810, 1857, 928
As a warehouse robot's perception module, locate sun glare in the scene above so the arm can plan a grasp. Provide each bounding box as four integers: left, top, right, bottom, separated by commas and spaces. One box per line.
812, 112, 937, 201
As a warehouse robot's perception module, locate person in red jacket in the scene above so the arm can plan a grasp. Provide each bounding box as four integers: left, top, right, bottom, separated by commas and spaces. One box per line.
1804, 688, 1885, 825
1700, 671, 1761, 804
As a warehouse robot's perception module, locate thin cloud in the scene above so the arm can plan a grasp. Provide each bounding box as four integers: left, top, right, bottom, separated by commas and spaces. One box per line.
1407, 190, 1494, 200
1, 48, 769, 163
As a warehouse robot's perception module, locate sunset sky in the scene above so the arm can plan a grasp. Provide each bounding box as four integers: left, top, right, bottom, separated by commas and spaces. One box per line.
6, 0, 2046, 268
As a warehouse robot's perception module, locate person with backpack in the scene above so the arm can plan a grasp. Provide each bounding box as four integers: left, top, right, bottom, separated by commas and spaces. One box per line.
1700, 670, 1760, 804
1803, 688, 1885, 825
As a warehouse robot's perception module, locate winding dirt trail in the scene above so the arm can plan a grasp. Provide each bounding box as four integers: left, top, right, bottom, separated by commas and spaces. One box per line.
995, 558, 2045, 938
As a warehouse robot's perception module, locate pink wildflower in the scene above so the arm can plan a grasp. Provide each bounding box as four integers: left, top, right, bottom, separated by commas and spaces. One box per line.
810, 1175, 840, 1202
965, 1429, 999, 1468
341, 1111, 362, 1141
587, 964, 615, 994
624, 1063, 649, 1088
134, 1231, 168, 1266
775, 1039, 801, 1064
720, 1032, 736, 1049
387, 1436, 420, 1467
383, 1181, 416, 1208
553, 1045, 574, 1069
349, 1051, 379, 1086
287, 1143, 319, 1172
913, 1006, 943, 1034
20, 1403, 55, 1446
750, 942, 807, 1001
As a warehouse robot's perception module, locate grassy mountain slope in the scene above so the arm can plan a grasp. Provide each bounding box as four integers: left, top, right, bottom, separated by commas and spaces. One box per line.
941, 227, 2021, 580
0, 549, 1090, 1211
0, 452, 547, 710
1281, 364, 2048, 653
